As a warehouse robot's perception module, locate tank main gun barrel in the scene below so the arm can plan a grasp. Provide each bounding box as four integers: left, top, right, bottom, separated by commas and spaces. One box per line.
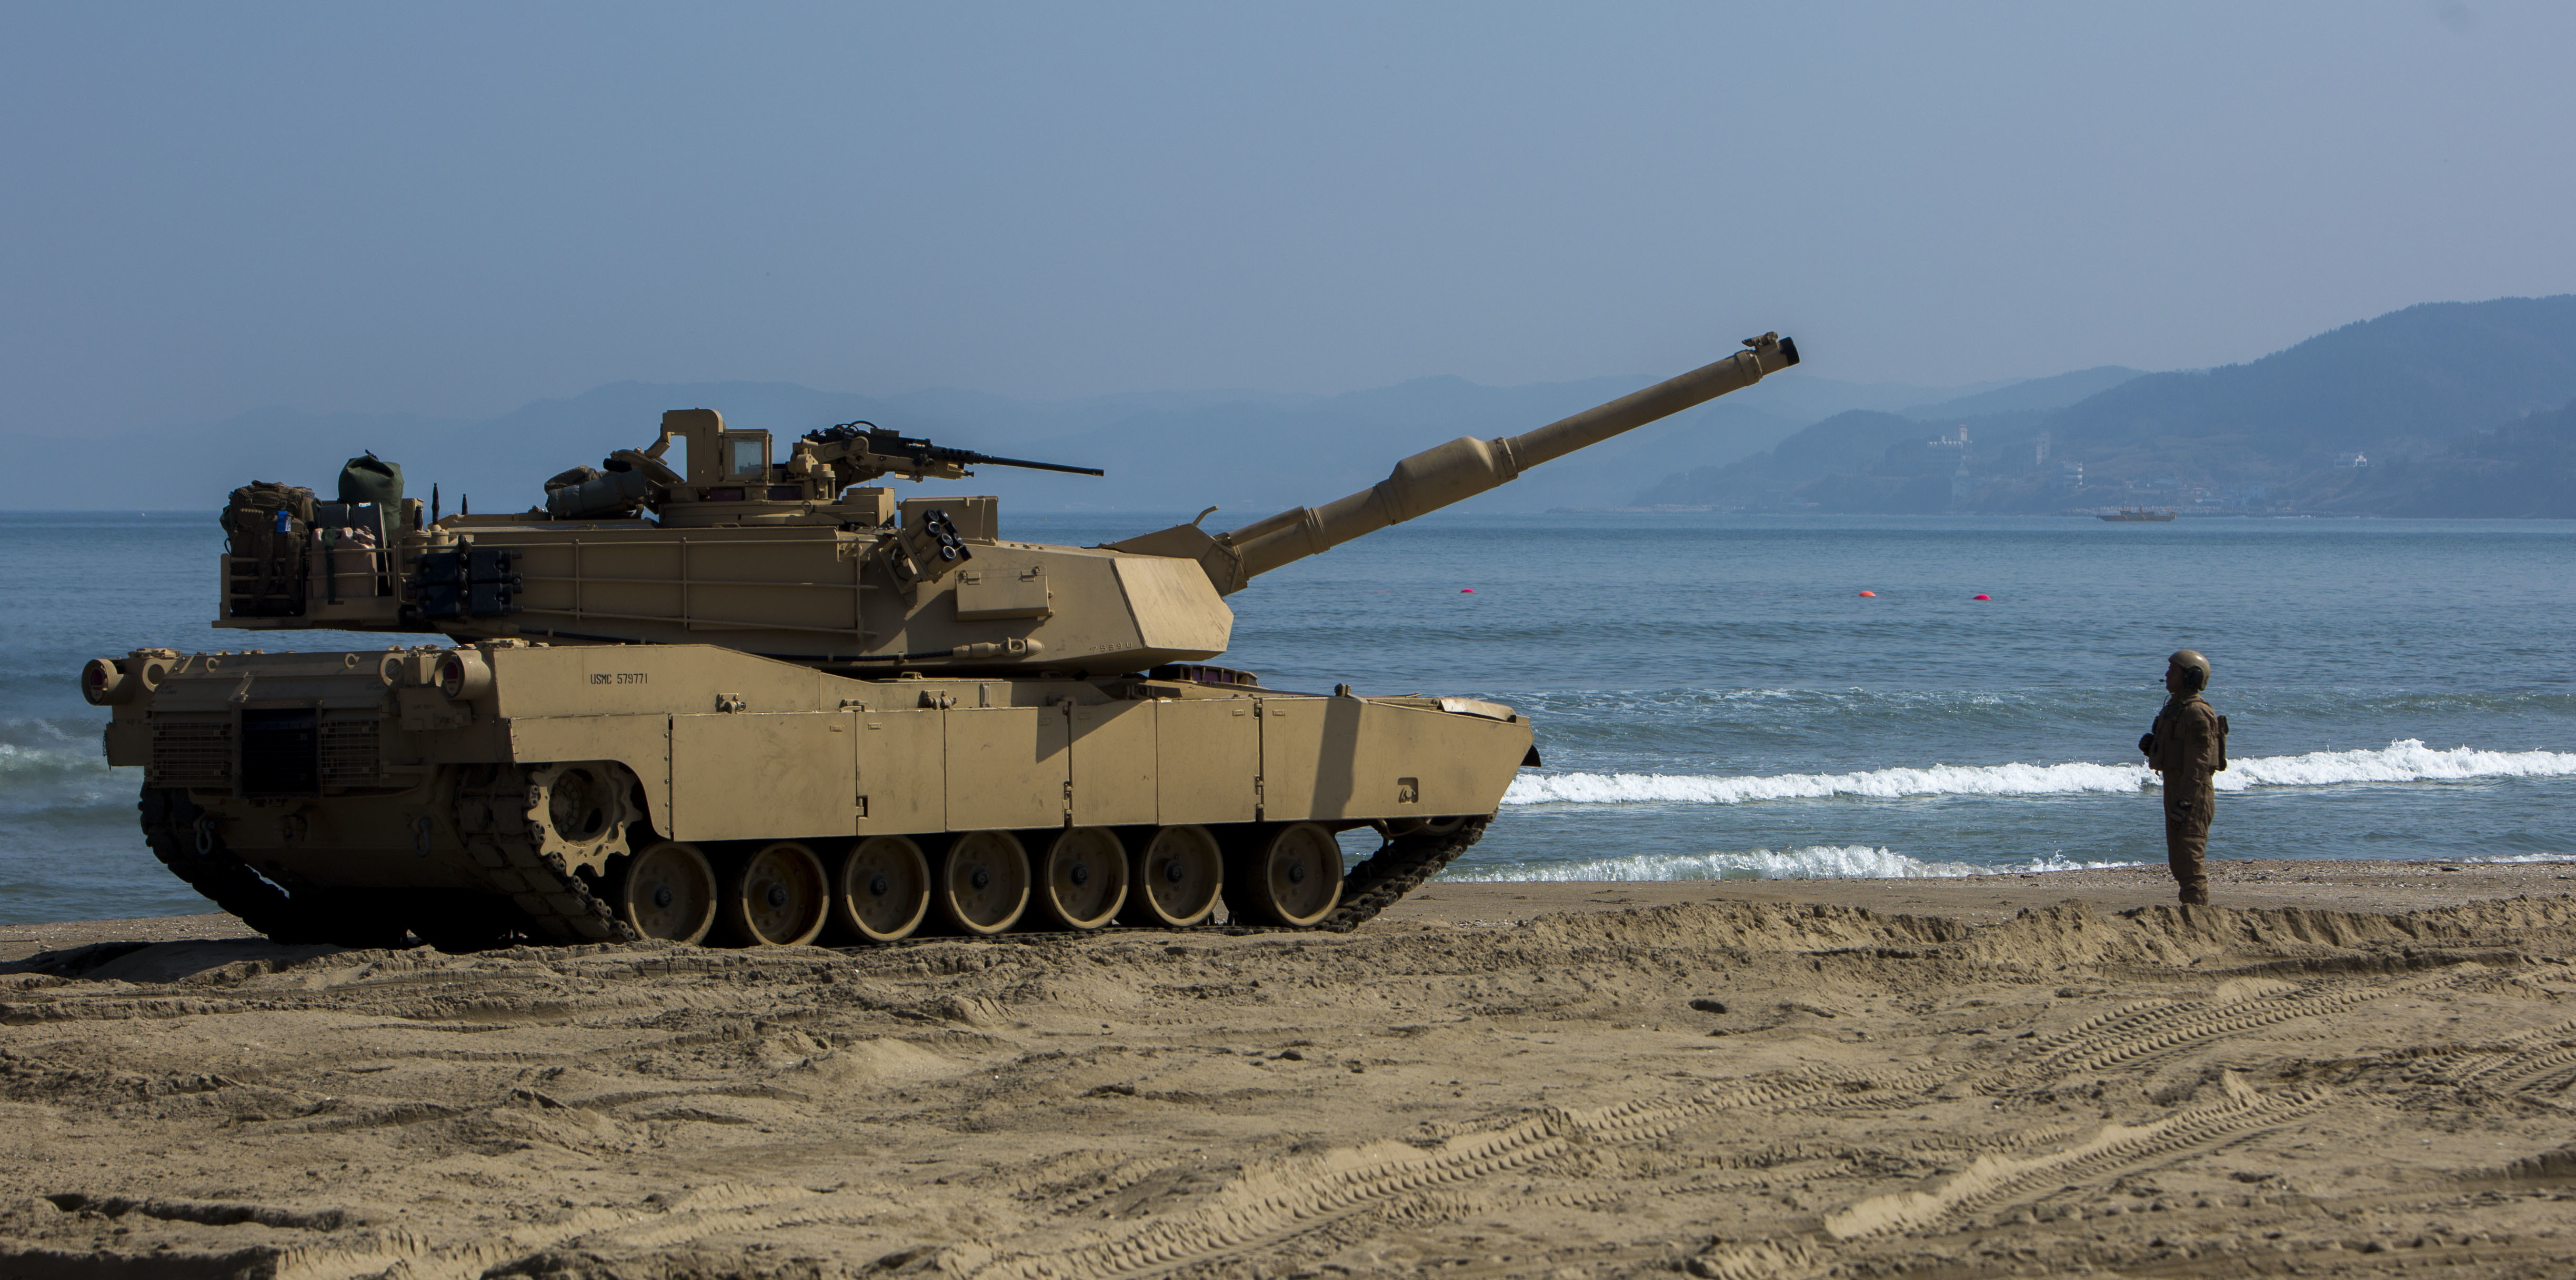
1222, 332, 1797, 581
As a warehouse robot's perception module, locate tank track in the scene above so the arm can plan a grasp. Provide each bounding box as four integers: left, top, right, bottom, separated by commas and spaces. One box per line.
450, 768, 638, 944
144, 772, 1475, 946
139, 774, 638, 949
136, 785, 385, 947
1318, 815, 1490, 933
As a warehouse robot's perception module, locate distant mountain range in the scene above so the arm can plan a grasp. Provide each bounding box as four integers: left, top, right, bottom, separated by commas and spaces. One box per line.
1638, 296, 2576, 516
18, 296, 2576, 520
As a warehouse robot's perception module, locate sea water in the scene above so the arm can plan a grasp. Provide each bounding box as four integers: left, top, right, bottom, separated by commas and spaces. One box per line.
4, 511, 2572, 923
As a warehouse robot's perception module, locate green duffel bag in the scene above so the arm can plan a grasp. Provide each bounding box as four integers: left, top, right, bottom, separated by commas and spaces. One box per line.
338, 452, 403, 505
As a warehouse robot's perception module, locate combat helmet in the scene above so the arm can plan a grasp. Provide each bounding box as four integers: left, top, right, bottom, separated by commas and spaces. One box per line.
2167, 648, 2211, 693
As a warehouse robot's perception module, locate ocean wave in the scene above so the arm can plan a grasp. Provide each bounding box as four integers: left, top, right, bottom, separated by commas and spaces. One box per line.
0, 740, 134, 820
1505, 761, 2146, 806
1445, 845, 2143, 882
2222, 741, 2576, 789
0, 740, 115, 782
1503, 739, 2576, 807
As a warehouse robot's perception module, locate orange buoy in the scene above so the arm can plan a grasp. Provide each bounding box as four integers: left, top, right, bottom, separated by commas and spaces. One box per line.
1973, 594, 1990, 601
1857, 591, 1876, 597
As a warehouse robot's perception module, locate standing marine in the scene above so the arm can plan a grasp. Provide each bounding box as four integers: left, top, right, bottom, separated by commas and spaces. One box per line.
2138, 649, 2227, 905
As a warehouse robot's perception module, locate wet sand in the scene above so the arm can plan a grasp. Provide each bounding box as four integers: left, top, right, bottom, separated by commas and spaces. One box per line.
5, 859, 2574, 1278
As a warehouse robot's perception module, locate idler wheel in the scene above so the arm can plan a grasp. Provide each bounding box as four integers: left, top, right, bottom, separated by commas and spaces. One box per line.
1223, 822, 1344, 927
1034, 827, 1129, 930
1121, 824, 1224, 927
835, 834, 931, 943
933, 831, 1029, 935
615, 841, 717, 944
723, 841, 829, 947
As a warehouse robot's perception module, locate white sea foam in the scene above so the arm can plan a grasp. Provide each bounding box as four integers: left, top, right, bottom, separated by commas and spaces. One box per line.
1446, 845, 2143, 883
2220, 741, 2576, 789
1502, 740, 2576, 808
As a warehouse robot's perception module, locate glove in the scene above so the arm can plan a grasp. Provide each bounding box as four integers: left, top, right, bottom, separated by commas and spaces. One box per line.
2137, 733, 2155, 757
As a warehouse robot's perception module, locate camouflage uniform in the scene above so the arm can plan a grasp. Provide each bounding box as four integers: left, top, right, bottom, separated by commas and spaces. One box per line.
2144, 690, 2222, 905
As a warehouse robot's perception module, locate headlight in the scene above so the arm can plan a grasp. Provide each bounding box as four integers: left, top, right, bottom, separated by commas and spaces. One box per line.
434, 651, 492, 699
80, 658, 125, 706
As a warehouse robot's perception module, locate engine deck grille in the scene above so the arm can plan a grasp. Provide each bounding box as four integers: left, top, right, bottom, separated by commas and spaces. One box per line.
149, 719, 233, 786
319, 717, 382, 784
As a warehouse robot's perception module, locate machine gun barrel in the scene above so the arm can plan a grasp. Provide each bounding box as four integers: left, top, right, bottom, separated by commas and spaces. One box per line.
1224, 332, 1797, 579
811, 423, 1104, 479
928, 447, 1106, 477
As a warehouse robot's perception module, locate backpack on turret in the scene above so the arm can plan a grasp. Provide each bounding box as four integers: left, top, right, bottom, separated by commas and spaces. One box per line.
223, 482, 317, 617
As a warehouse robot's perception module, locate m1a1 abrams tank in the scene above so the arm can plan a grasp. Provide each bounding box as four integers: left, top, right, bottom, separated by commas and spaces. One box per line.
84, 333, 1799, 949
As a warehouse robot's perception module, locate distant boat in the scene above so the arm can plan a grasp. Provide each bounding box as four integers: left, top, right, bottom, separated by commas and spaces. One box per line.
2099, 507, 2177, 522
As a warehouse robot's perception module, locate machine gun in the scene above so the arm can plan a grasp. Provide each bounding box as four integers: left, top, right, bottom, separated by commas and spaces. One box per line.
542, 415, 1101, 519
801, 422, 1104, 485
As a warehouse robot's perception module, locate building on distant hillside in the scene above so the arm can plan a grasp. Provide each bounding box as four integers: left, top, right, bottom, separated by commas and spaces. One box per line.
2033, 431, 2050, 467
2054, 461, 2084, 491
2335, 452, 2370, 468
1926, 425, 1969, 461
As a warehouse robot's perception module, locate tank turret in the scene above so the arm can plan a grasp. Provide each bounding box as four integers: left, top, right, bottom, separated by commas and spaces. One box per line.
212, 334, 1797, 676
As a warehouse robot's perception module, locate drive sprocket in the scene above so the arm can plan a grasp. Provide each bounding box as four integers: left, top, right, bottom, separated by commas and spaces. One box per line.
451, 763, 639, 943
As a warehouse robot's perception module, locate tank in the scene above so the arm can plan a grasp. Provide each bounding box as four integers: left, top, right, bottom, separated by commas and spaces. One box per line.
84, 333, 1800, 948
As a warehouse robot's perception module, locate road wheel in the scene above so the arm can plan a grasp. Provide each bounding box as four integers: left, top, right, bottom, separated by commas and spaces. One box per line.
723, 841, 830, 946
613, 841, 717, 944
1222, 822, 1344, 927
835, 835, 931, 943
1034, 827, 1128, 929
1122, 825, 1223, 927
933, 831, 1029, 935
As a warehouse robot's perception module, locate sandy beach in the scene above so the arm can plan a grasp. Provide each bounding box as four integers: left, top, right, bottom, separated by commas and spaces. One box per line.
5, 859, 2575, 1278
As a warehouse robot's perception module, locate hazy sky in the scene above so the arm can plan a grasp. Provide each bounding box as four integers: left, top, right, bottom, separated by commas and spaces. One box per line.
7, 2, 2574, 433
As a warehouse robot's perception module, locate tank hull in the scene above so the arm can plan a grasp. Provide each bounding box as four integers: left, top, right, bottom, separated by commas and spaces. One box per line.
104, 642, 1528, 947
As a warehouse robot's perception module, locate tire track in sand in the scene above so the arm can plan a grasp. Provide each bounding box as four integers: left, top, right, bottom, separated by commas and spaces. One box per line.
2430, 1015, 2576, 1104
2009, 968, 2462, 1079
973, 968, 2463, 1280
964, 1066, 1948, 1280
1689, 1075, 2332, 1280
